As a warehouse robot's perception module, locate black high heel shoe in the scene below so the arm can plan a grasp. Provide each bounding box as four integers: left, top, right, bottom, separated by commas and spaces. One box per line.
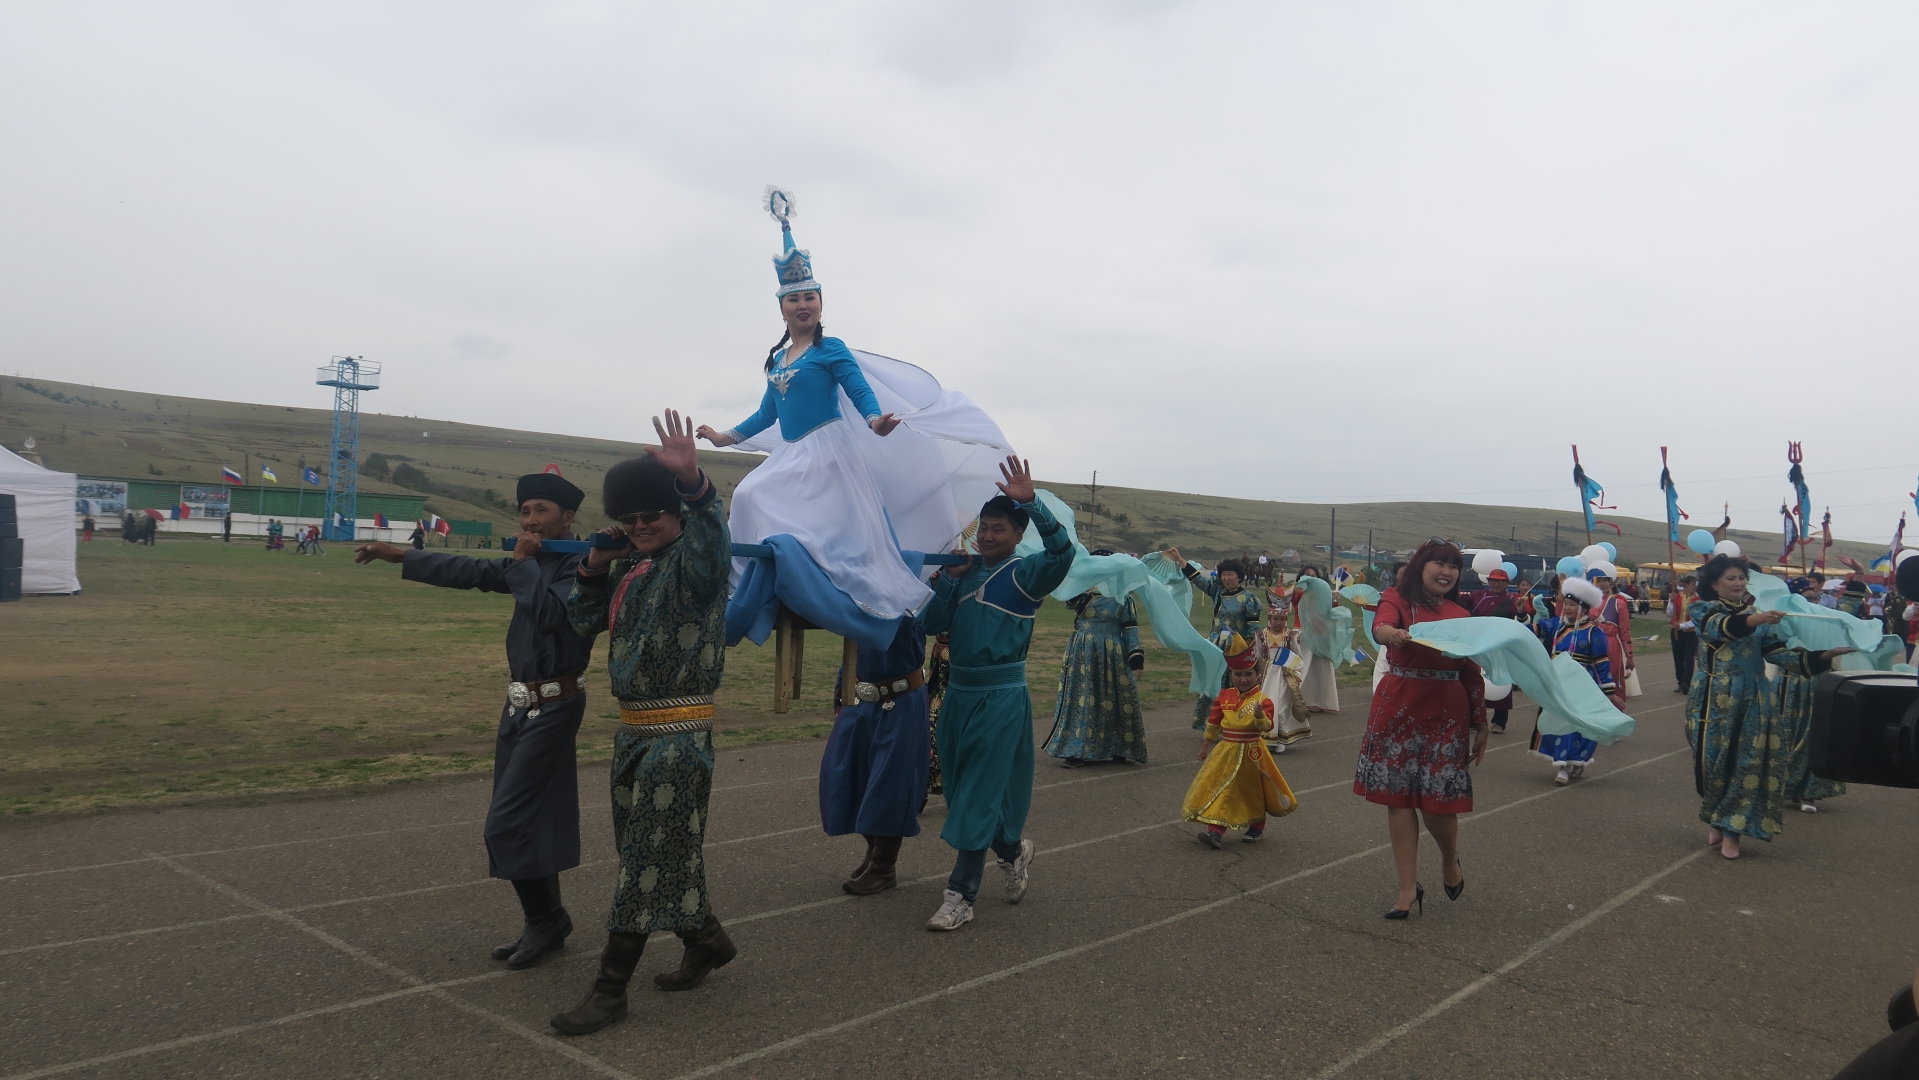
1444, 862, 1465, 902
1384, 883, 1424, 920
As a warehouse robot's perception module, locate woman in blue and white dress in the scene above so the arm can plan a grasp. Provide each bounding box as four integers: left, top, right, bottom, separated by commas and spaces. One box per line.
697, 189, 1014, 629
1530, 576, 1628, 785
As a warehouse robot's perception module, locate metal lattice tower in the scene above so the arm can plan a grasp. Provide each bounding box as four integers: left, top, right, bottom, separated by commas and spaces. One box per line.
316, 356, 381, 541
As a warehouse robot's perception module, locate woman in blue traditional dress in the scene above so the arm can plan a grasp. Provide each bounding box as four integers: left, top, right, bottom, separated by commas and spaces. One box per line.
1687, 554, 1790, 861
1531, 576, 1627, 786
1043, 581, 1147, 768
1774, 644, 1852, 814
698, 188, 1013, 628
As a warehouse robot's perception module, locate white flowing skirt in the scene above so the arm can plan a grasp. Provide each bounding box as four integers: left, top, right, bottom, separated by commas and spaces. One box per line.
729, 351, 1016, 621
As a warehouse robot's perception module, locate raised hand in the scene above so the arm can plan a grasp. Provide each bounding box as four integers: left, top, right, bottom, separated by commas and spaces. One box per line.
647, 409, 702, 487
995, 455, 1036, 505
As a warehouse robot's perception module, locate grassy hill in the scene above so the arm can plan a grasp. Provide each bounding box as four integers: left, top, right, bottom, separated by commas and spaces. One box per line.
0, 375, 1879, 568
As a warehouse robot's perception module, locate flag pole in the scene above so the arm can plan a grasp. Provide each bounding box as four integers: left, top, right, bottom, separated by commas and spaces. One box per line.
1573, 445, 1591, 546
1661, 447, 1676, 594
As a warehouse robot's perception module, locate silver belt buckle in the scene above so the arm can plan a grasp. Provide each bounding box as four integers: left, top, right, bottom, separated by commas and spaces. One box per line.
854, 681, 880, 703
540, 681, 562, 699
507, 682, 535, 709
890, 679, 909, 694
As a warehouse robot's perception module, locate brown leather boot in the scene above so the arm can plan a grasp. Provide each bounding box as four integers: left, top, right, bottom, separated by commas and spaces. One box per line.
653, 914, 737, 991
549, 932, 647, 1035
843, 836, 901, 895
848, 834, 876, 881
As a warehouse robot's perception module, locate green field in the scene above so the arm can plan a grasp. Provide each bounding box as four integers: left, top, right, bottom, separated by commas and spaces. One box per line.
2, 374, 1877, 566
5, 538, 1336, 816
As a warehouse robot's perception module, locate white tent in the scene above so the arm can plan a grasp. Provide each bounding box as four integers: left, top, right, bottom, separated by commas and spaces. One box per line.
0, 445, 80, 594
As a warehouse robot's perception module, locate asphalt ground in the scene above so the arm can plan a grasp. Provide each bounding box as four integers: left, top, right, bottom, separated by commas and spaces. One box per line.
5, 647, 1917, 1080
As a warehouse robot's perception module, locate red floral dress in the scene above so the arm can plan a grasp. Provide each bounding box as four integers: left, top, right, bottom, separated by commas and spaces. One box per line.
1352, 590, 1485, 813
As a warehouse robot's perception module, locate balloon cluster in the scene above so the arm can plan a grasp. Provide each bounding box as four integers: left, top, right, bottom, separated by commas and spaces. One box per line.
1686, 529, 1741, 558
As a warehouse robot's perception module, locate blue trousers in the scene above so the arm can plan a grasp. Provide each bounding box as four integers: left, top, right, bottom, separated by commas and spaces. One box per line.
947, 840, 1024, 904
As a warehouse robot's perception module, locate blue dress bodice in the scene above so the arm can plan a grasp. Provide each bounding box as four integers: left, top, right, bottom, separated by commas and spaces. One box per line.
726, 336, 884, 443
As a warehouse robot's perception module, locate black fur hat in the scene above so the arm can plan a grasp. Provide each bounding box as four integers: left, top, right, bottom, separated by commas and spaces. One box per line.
516, 471, 584, 512
602, 456, 681, 519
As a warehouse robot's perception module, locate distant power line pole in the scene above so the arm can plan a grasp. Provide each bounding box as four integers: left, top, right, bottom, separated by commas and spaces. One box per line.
1086, 470, 1098, 547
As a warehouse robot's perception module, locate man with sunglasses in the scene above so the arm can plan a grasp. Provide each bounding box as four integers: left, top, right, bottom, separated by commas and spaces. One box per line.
551, 410, 734, 1036
352, 467, 592, 973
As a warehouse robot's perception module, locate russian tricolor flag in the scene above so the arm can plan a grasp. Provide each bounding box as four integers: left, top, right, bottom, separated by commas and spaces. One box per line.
373, 512, 389, 528
221, 466, 244, 484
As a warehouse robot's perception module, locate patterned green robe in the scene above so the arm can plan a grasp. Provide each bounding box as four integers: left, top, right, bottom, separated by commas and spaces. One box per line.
1772, 647, 1847, 804
1687, 596, 1789, 841
1043, 593, 1147, 764
567, 474, 729, 934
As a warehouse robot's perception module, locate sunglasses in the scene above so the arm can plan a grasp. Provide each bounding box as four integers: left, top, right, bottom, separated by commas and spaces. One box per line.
617, 509, 674, 527
1426, 537, 1462, 549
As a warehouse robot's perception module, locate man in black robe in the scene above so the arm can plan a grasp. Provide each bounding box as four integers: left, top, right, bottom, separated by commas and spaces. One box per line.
353, 470, 593, 969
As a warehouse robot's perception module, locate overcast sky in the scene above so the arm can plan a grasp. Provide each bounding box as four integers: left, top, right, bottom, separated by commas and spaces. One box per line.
3, 2, 1915, 542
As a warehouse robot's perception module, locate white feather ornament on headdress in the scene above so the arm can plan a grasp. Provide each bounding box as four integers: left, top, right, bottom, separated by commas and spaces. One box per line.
764, 185, 796, 227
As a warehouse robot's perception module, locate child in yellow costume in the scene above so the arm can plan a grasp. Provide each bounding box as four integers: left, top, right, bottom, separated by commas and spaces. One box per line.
1183, 634, 1298, 848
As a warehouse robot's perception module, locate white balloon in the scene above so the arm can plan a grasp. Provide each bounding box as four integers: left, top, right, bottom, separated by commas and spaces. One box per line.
1897, 549, 1919, 567
1579, 544, 1610, 568
1483, 682, 1513, 701
1471, 549, 1503, 576
1713, 540, 1742, 557
1588, 560, 1618, 580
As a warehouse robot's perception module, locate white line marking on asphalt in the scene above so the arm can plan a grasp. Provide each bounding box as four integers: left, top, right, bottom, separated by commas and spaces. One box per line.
661, 745, 1692, 1079
4, 730, 1687, 1079
0, 970, 513, 1080
148, 857, 638, 1080
1308, 847, 1710, 1079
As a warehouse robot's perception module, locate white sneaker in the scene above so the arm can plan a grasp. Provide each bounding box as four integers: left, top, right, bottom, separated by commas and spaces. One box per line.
1554, 769, 1569, 786
998, 838, 1035, 904
926, 889, 974, 931
1269, 741, 1287, 755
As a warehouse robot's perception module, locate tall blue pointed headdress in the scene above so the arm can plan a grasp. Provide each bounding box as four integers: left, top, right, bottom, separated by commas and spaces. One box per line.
764, 186, 819, 298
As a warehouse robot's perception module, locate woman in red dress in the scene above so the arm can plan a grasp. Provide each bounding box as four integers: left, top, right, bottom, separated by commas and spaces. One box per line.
1355, 540, 1489, 919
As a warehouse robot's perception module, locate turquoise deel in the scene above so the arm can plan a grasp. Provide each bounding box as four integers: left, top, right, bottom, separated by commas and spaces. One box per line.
1044, 594, 1148, 764
1406, 617, 1635, 744
1014, 491, 1225, 696
1772, 647, 1846, 804
925, 498, 1075, 852
1687, 598, 1788, 842
725, 337, 883, 443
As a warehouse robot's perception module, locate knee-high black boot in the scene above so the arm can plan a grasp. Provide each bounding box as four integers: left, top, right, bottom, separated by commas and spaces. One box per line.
496, 875, 572, 969
653, 914, 737, 991
550, 932, 648, 1035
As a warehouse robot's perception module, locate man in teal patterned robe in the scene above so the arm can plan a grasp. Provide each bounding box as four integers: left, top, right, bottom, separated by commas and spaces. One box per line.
550, 411, 733, 1036
920, 457, 1075, 932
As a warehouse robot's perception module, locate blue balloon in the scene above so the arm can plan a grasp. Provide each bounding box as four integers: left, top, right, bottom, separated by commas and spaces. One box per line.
1687, 529, 1716, 555
1501, 561, 1518, 579
1600, 542, 1617, 561
1556, 556, 1585, 577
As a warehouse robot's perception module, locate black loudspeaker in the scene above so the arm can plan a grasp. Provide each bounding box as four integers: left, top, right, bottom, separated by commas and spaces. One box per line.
1811, 671, 1919, 790
0, 565, 18, 602
0, 536, 20, 569
0, 492, 15, 538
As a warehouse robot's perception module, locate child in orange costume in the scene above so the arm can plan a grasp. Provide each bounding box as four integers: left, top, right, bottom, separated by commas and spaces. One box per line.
1182, 635, 1298, 848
